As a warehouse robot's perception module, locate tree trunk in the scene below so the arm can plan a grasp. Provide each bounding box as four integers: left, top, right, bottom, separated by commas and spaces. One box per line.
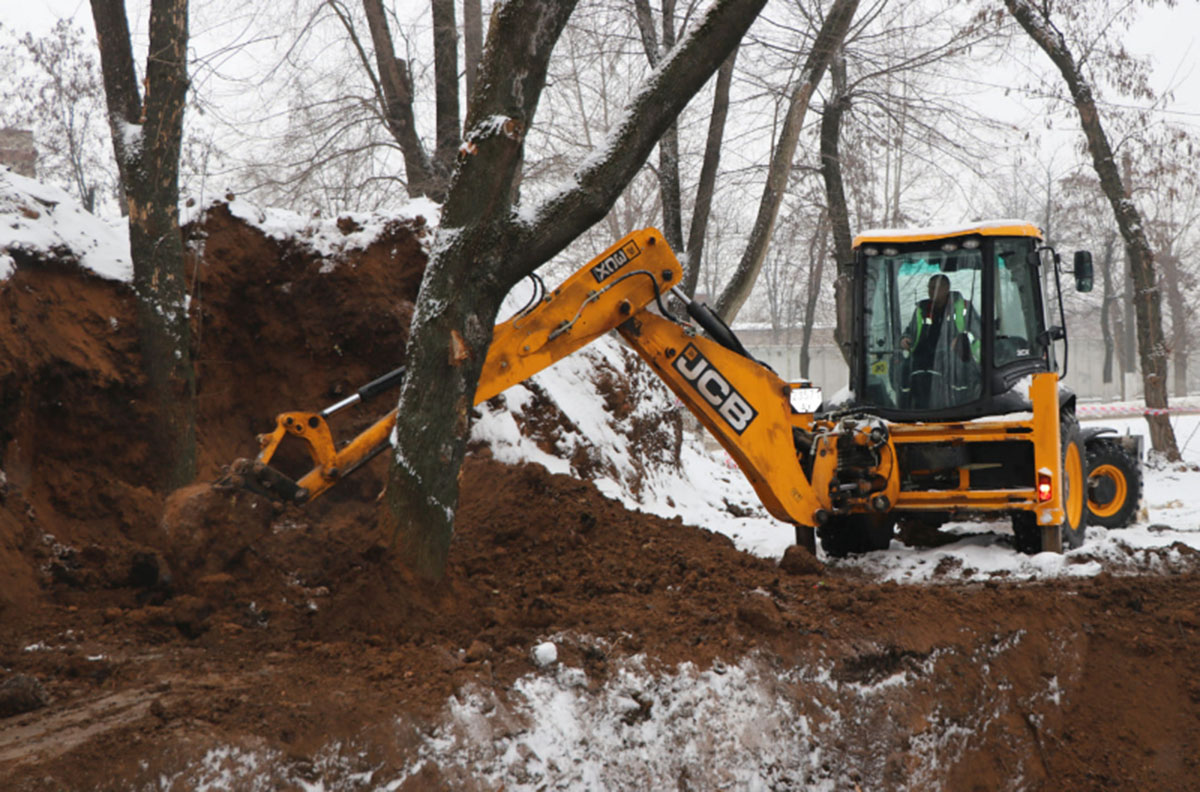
382, 0, 767, 579
1123, 258, 1137, 379
430, 0, 460, 175
362, 0, 440, 200
800, 212, 829, 380
1099, 233, 1115, 385
633, 0, 684, 254
90, 0, 196, 491
1005, 0, 1179, 459
1159, 249, 1189, 397
682, 46, 737, 299
820, 50, 854, 364
463, 0, 483, 104
714, 0, 858, 322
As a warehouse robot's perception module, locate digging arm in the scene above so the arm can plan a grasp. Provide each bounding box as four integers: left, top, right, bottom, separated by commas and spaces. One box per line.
227, 228, 827, 534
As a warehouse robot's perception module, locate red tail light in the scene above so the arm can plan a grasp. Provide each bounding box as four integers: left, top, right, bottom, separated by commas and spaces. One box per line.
1037, 471, 1053, 502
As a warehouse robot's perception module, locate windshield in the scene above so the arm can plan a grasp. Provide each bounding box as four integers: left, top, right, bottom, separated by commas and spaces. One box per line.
861, 246, 983, 411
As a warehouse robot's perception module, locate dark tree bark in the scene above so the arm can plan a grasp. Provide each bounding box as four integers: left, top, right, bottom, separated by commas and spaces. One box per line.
90, 0, 195, 490
358, 0, 459, 198
360, 0, 440, 199
1158, 249, 1190, 397
633, 0, 684, 253
800, 212, 830, 379
682, 46, 737, 299
819, 50, 854, 364
382, 0, 767, 579
715, 0, 858, 321
1099, 232, 1116, 384
1123, 256, 1137, 378
1005, 0, 1179, 459
430, 0, 460, 170
463, 0, 483, 104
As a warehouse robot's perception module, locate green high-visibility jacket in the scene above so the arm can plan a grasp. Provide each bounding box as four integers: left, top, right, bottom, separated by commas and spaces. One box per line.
910, 294, 979, 359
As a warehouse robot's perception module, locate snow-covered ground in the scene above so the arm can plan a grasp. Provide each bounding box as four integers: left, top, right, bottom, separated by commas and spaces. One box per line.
10, 170, 1199, 790
0, 167, 438, 283
472, 330, 1200, 585
0, 169, 131, 281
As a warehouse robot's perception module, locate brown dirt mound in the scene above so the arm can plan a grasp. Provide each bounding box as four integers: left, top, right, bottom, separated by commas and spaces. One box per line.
1, 205, 1199, 790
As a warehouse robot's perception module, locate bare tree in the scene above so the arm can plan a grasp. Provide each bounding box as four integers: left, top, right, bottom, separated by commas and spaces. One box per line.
1058, 170, 1122, 385
90, 0, 196, 488
820, 48, 853, 360
630, 1, 739, 298
713, 0, 858, 321
632, 0, 684, 251
383, 0, 767, 579
815, 0, 997, 360
0, 20, 116, 213
1004, 0, 1179, 458
1117, 124, 1200, 398
799, 208, 831, 377
463, 0, 483, 103
682, 47, 737, 298
358, 0, 455, 200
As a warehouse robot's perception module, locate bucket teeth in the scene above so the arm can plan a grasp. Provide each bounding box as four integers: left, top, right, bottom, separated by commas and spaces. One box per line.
214, 458, 308, 504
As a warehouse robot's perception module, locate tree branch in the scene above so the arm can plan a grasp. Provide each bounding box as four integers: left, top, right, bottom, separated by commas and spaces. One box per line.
361, 0, 438, 199
511, 0, 768, 281
715, 0, 859, 321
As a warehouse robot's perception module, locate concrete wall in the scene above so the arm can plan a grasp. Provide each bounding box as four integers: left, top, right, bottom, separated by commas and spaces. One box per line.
744, 336, 1200, 401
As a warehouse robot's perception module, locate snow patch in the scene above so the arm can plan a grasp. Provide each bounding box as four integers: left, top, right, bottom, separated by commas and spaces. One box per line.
0, 168, 133, 281
473, 336, 1200, 581
530, 641, 558, 667
182, 192, 440, 260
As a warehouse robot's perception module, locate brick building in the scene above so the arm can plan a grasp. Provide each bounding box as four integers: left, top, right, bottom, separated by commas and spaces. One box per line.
0, 129, 37, 177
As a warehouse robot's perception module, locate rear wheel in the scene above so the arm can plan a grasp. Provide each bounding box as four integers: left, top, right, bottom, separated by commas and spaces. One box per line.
1013, 417, 1087, 554
1086, 439, 1141, 528
818, 514, 896, 558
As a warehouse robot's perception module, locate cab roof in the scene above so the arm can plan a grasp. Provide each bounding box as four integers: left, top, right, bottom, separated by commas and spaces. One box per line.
852, 219, 1043, 249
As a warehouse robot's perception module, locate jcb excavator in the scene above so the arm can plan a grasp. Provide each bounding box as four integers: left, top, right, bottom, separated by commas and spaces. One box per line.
222, 223, 1141, 557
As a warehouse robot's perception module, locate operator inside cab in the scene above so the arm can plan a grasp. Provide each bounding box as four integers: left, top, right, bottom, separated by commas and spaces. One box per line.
899, 271, 981, 409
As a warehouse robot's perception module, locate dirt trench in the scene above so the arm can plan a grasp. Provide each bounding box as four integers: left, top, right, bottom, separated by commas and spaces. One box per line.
0, 205, 1198, 790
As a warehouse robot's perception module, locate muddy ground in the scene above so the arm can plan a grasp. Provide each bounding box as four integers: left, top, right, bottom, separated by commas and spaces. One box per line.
1, 205, 1199, 790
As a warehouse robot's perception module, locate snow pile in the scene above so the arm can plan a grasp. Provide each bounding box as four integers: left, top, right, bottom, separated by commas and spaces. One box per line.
413, 652, 829, 791
182, 193, 440, 262
0, 168, 442, 285
470, 331, 794, 556
473, 341, 1200, 580
0, 168, 132, 281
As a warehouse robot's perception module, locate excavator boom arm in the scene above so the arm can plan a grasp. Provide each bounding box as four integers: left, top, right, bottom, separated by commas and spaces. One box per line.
223, 226, 1069, 555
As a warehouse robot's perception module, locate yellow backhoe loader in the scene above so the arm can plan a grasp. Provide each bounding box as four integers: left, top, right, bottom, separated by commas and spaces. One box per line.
221, 223, 1140, 557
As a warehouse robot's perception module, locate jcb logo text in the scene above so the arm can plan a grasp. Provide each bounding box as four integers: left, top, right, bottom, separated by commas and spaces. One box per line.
673, 344, 757, 434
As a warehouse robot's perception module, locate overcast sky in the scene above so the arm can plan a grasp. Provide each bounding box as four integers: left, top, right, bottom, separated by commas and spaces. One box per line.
5, 0, 1199, 227
9, 0, 1197, 104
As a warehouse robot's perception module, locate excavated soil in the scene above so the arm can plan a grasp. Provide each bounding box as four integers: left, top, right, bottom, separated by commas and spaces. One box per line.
2, 205, 1200, 790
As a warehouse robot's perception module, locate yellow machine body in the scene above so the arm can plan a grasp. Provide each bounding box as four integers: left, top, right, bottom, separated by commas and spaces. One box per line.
230, 227, 1076, 553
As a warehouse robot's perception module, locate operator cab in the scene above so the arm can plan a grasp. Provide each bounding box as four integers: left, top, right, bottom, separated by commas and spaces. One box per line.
848, 221, 1091, 422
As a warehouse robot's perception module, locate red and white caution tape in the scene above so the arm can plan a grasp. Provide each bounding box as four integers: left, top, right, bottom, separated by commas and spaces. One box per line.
1077, 403, 1200, 418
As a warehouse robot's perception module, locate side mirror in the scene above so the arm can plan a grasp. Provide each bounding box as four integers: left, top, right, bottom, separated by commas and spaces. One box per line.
1038, 325, 1066, 347
1073, 250, 1094, 293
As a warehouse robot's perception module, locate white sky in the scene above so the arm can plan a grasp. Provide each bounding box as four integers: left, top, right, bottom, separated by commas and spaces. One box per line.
8, 1, 1197, 109
4, 0, 1199, 233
